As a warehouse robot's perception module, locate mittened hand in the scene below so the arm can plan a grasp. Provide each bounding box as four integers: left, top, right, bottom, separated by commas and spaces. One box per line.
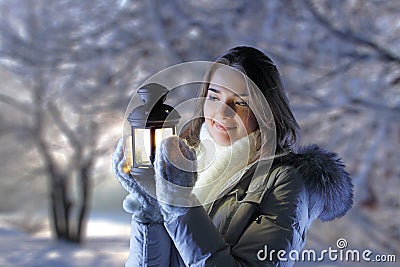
154, 136, 199, 221
112, 138, 163, 224
112, 137, 135, 192
155, 135, 197, 187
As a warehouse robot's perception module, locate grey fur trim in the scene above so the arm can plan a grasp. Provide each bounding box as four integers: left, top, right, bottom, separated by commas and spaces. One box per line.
282, 145, 354, 221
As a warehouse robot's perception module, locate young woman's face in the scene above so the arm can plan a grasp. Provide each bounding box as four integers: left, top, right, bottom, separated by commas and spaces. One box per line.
203, 67, 258, 146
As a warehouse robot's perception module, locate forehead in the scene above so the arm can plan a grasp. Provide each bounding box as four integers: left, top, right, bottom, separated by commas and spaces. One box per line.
209, 66, 247, 96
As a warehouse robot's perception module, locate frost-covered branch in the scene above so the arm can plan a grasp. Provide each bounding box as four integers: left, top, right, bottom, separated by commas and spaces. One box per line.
305, 0, 400, 64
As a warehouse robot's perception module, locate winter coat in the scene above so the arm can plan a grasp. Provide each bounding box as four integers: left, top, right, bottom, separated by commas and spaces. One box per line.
123, 145, 353, 267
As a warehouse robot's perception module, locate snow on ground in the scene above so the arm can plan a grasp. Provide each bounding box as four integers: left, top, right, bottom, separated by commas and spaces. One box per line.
0, 216, 130, 267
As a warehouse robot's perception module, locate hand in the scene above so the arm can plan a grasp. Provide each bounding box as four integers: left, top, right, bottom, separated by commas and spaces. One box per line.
154, 136, 199, 221
112, 138, 163, 224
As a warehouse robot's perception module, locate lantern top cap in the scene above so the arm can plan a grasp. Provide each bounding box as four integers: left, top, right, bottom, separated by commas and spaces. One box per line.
138, 83, 169, 105
128, 83, 180, 127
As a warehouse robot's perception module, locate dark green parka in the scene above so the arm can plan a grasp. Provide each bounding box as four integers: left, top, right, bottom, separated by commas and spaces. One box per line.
124, 145, 353, 266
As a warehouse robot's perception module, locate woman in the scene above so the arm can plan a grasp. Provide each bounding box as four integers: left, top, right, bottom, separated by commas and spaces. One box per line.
113, 46, 354, 266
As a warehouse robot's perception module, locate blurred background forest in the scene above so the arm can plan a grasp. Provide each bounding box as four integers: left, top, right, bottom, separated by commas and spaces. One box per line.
0, 0, 399, 266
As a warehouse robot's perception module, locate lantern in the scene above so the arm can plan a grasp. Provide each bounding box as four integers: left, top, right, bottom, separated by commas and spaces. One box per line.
127, 83, 180, 176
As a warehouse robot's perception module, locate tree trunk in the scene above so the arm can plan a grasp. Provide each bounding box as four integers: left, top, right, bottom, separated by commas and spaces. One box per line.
75, 165, 91, 243
50, 177, 72, 241
47, 163, 93, 243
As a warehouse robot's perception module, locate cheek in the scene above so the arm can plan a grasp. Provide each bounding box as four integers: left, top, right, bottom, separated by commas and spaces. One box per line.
247, 117, 258, 133
203, 100, 221, 119
203, 101, 212, 118
240, 111, 258, 134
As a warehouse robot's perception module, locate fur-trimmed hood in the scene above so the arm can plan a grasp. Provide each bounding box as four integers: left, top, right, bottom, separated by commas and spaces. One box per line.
279, 145, 354, 221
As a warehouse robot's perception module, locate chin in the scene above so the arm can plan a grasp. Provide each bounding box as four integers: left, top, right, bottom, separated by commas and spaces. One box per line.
207, 126, 230, 146
211, 127, 239, 146
206, 119, 243, 146
213, 136, 232, 146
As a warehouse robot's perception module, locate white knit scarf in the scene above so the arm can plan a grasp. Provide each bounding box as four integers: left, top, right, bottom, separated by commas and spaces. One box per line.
192, 123, 260, 204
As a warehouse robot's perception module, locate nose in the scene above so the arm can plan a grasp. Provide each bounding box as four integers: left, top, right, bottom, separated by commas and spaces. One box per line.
216, 101, 235, 119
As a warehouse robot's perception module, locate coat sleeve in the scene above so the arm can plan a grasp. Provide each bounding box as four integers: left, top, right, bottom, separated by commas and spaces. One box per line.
125, 219, 173, 267
163, 167, 309, 267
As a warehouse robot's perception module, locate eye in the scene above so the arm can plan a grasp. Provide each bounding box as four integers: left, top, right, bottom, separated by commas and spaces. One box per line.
235, 100, 248, 107
207, 95, 219, 101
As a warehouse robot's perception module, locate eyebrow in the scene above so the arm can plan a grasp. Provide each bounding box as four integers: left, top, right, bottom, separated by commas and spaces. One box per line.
208, 87, 249, 97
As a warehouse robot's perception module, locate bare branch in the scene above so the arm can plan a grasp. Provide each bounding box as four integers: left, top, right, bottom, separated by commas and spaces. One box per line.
47, 102, 81, 150
308, 55, 366, 85
0, 93, 33, 114
305, 0, 400, 64
350, 98, 400, 117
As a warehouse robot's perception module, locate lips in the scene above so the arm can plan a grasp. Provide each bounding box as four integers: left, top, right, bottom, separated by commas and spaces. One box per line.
214, 121, 235, 131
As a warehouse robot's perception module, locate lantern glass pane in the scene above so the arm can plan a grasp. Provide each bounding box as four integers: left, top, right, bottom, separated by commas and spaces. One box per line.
134, 129, 151, 166
155, 128, 173, 147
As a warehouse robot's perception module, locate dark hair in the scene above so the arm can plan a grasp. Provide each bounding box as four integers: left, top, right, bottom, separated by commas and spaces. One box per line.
180, 46, 300, 155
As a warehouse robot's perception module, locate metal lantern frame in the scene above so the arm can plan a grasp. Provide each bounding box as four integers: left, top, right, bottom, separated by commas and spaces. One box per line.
127, 83, 180, 176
